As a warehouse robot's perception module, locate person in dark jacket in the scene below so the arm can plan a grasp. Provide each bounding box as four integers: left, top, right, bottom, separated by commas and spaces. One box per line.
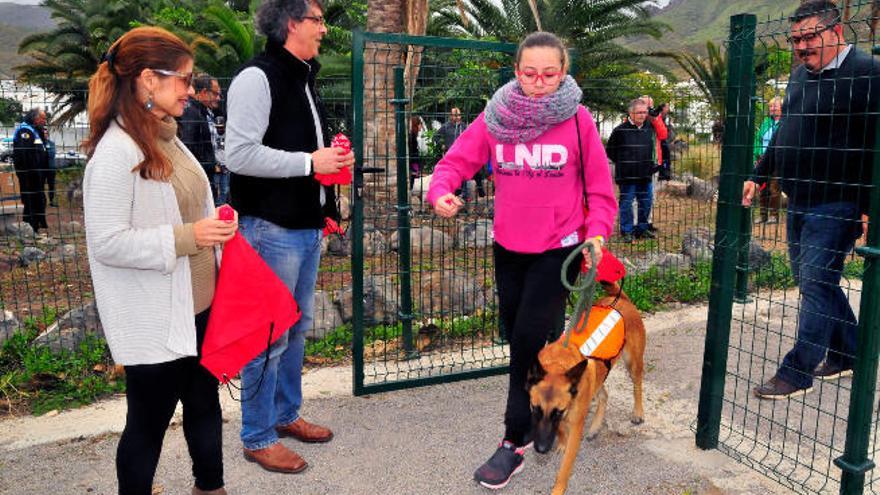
743, 0, 880, 400
225, 0, 353, 475
177, 73, 220, 187
606, 98, 655, 243
41, 124, 58, 208
409, 115, 422, 190
12, 108, 48, 231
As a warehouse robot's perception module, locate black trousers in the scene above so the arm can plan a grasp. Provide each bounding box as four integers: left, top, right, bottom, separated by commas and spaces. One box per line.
117, 309, 223, 494
15, 169, 47, 231
42, 169, 56, 205
494, 243, 579, 445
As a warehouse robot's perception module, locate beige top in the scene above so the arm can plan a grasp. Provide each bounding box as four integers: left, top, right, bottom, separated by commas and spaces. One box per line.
157, 118, 216, 314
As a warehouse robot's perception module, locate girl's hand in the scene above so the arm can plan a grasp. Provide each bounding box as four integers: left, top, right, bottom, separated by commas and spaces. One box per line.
581, 236, 604, 271
433, 193, 464, 218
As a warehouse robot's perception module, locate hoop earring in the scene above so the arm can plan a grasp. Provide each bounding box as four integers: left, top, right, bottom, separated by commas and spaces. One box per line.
145, 94, 154, 111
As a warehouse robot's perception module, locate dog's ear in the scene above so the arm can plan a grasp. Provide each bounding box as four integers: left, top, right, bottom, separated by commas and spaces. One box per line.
565, 359, 590, 395
526, 359, 547, 389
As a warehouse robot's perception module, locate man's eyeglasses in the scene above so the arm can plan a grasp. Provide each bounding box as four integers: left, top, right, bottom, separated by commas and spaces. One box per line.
301, 15, 326, 26
517, 70, 562, 85
787, 24, 835, 45
152, 69, 194, 87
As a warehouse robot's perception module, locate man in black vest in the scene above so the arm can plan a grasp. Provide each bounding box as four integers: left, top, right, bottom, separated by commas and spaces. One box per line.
744, 0, 879, 400
226, 0, 352, 474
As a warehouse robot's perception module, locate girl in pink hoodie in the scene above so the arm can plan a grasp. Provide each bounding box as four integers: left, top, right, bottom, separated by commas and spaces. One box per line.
428, 32, 617, 490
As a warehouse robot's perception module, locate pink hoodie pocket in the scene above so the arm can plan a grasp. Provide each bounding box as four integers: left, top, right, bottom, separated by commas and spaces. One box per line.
493, 196, 556, 253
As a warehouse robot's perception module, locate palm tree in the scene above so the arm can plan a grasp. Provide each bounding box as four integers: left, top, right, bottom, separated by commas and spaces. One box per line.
435, 0, 668, 111
15, 0, 154, 124
673, 40, 726, 143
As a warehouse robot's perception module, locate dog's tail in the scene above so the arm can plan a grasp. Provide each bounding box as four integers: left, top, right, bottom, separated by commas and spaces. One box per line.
600, 280, 631, 303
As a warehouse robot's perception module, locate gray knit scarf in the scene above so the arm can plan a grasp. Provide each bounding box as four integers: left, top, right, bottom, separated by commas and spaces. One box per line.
484, 75, 583, 143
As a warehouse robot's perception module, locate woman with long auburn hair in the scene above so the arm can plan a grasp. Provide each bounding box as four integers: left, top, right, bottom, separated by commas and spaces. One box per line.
82, 26, 235, 495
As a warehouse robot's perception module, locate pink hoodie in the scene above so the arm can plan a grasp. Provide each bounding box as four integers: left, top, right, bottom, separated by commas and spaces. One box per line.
427, 106, 617, 254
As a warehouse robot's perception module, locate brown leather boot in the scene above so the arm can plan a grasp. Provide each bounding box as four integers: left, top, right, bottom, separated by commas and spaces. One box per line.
192, 488, 228, 495
243, 443, 308, 473
276, 417, 334, 443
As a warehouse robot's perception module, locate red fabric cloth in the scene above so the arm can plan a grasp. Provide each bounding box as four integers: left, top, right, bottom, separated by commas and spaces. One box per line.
314, 133, 354, 186
201, 232, 301, 383
314, 166, 352, 186
581, 247, 626, 283
652, 117, 668, 166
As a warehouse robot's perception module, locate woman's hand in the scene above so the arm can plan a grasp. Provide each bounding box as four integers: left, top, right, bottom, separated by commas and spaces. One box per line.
433, 193, 464, 218
581, 236, 604, 271
193, 206, 238, 247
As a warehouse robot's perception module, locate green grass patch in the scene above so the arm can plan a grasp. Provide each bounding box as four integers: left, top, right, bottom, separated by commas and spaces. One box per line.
0, 321, 123, 416
621, 260, 713, 313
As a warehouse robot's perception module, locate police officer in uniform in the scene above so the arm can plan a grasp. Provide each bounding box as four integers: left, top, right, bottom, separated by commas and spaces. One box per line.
13, 108, 49, 231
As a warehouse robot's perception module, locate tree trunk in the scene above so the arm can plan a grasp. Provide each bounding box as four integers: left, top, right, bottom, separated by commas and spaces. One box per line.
364, 0, 406, 199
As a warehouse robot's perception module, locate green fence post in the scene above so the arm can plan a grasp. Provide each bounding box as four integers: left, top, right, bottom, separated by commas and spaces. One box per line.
834, 107, 880, 495
733, 92, 758, 302
695, 13, 756, 450
351, 29, 366, 395
392, 65, 416, 358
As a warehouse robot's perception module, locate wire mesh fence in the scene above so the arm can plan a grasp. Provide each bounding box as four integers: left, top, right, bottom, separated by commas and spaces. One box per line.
1, 34, 724, 400
350, 31, 722, 394
696, 3, 880, 494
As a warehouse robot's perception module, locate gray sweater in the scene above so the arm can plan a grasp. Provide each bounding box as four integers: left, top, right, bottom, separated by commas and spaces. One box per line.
84, 120, 216, 365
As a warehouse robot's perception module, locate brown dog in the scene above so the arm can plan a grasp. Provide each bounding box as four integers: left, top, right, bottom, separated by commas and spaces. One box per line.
527, 281, 646, 495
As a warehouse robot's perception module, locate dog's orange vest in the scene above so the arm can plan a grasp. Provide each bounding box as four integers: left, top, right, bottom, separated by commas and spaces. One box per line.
568, 305, 625, 360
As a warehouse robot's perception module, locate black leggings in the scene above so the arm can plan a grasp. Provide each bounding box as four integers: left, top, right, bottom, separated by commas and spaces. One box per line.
495, 243, 579, 446
117, 309, 223, 494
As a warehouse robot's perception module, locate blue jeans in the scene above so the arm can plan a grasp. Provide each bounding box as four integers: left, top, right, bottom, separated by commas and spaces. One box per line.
776, 201, 861, 389
238, 216, 321, 450
618, 181, 653, 235
213, 170, 230, 206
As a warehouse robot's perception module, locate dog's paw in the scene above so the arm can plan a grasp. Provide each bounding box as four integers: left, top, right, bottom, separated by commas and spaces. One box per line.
585, 429, 601, 441
630, 415, 644, 425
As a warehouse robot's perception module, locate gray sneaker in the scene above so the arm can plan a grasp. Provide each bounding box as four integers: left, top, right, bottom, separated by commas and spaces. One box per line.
474, 441, 525, 490
753, 376, 812, 400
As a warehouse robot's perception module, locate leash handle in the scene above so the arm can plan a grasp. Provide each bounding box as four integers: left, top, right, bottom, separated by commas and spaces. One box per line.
561, 241, 598, 291
560, 241, 599, 349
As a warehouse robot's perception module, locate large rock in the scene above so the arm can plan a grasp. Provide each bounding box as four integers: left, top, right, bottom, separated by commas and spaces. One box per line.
333, 275, 399, 326
34, 301, 103, 352
417, 271, 488, 317
687, 175, 718, 201
0, 310, 21, 347
6, 221, 33, 239
327, 232, 350, 257
656, 180, 688, 197
682, 227, 714, 261
60, 221, 83, 236
747, 240, 771, 270
680, 227, 770, 270
628, 252, 693, 274
390, 226, 453, 253
49, 244, 77, 262
19, 246, 46, 266
364, 229, 388, 256
456, 219, 493, 249
309, 290, 343, 340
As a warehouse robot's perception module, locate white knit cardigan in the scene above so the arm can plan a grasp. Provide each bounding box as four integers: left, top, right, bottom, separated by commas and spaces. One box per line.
84, 120, 216, 365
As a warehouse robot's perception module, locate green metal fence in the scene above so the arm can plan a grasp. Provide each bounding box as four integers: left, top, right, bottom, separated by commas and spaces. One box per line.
696, 5, 880, 494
